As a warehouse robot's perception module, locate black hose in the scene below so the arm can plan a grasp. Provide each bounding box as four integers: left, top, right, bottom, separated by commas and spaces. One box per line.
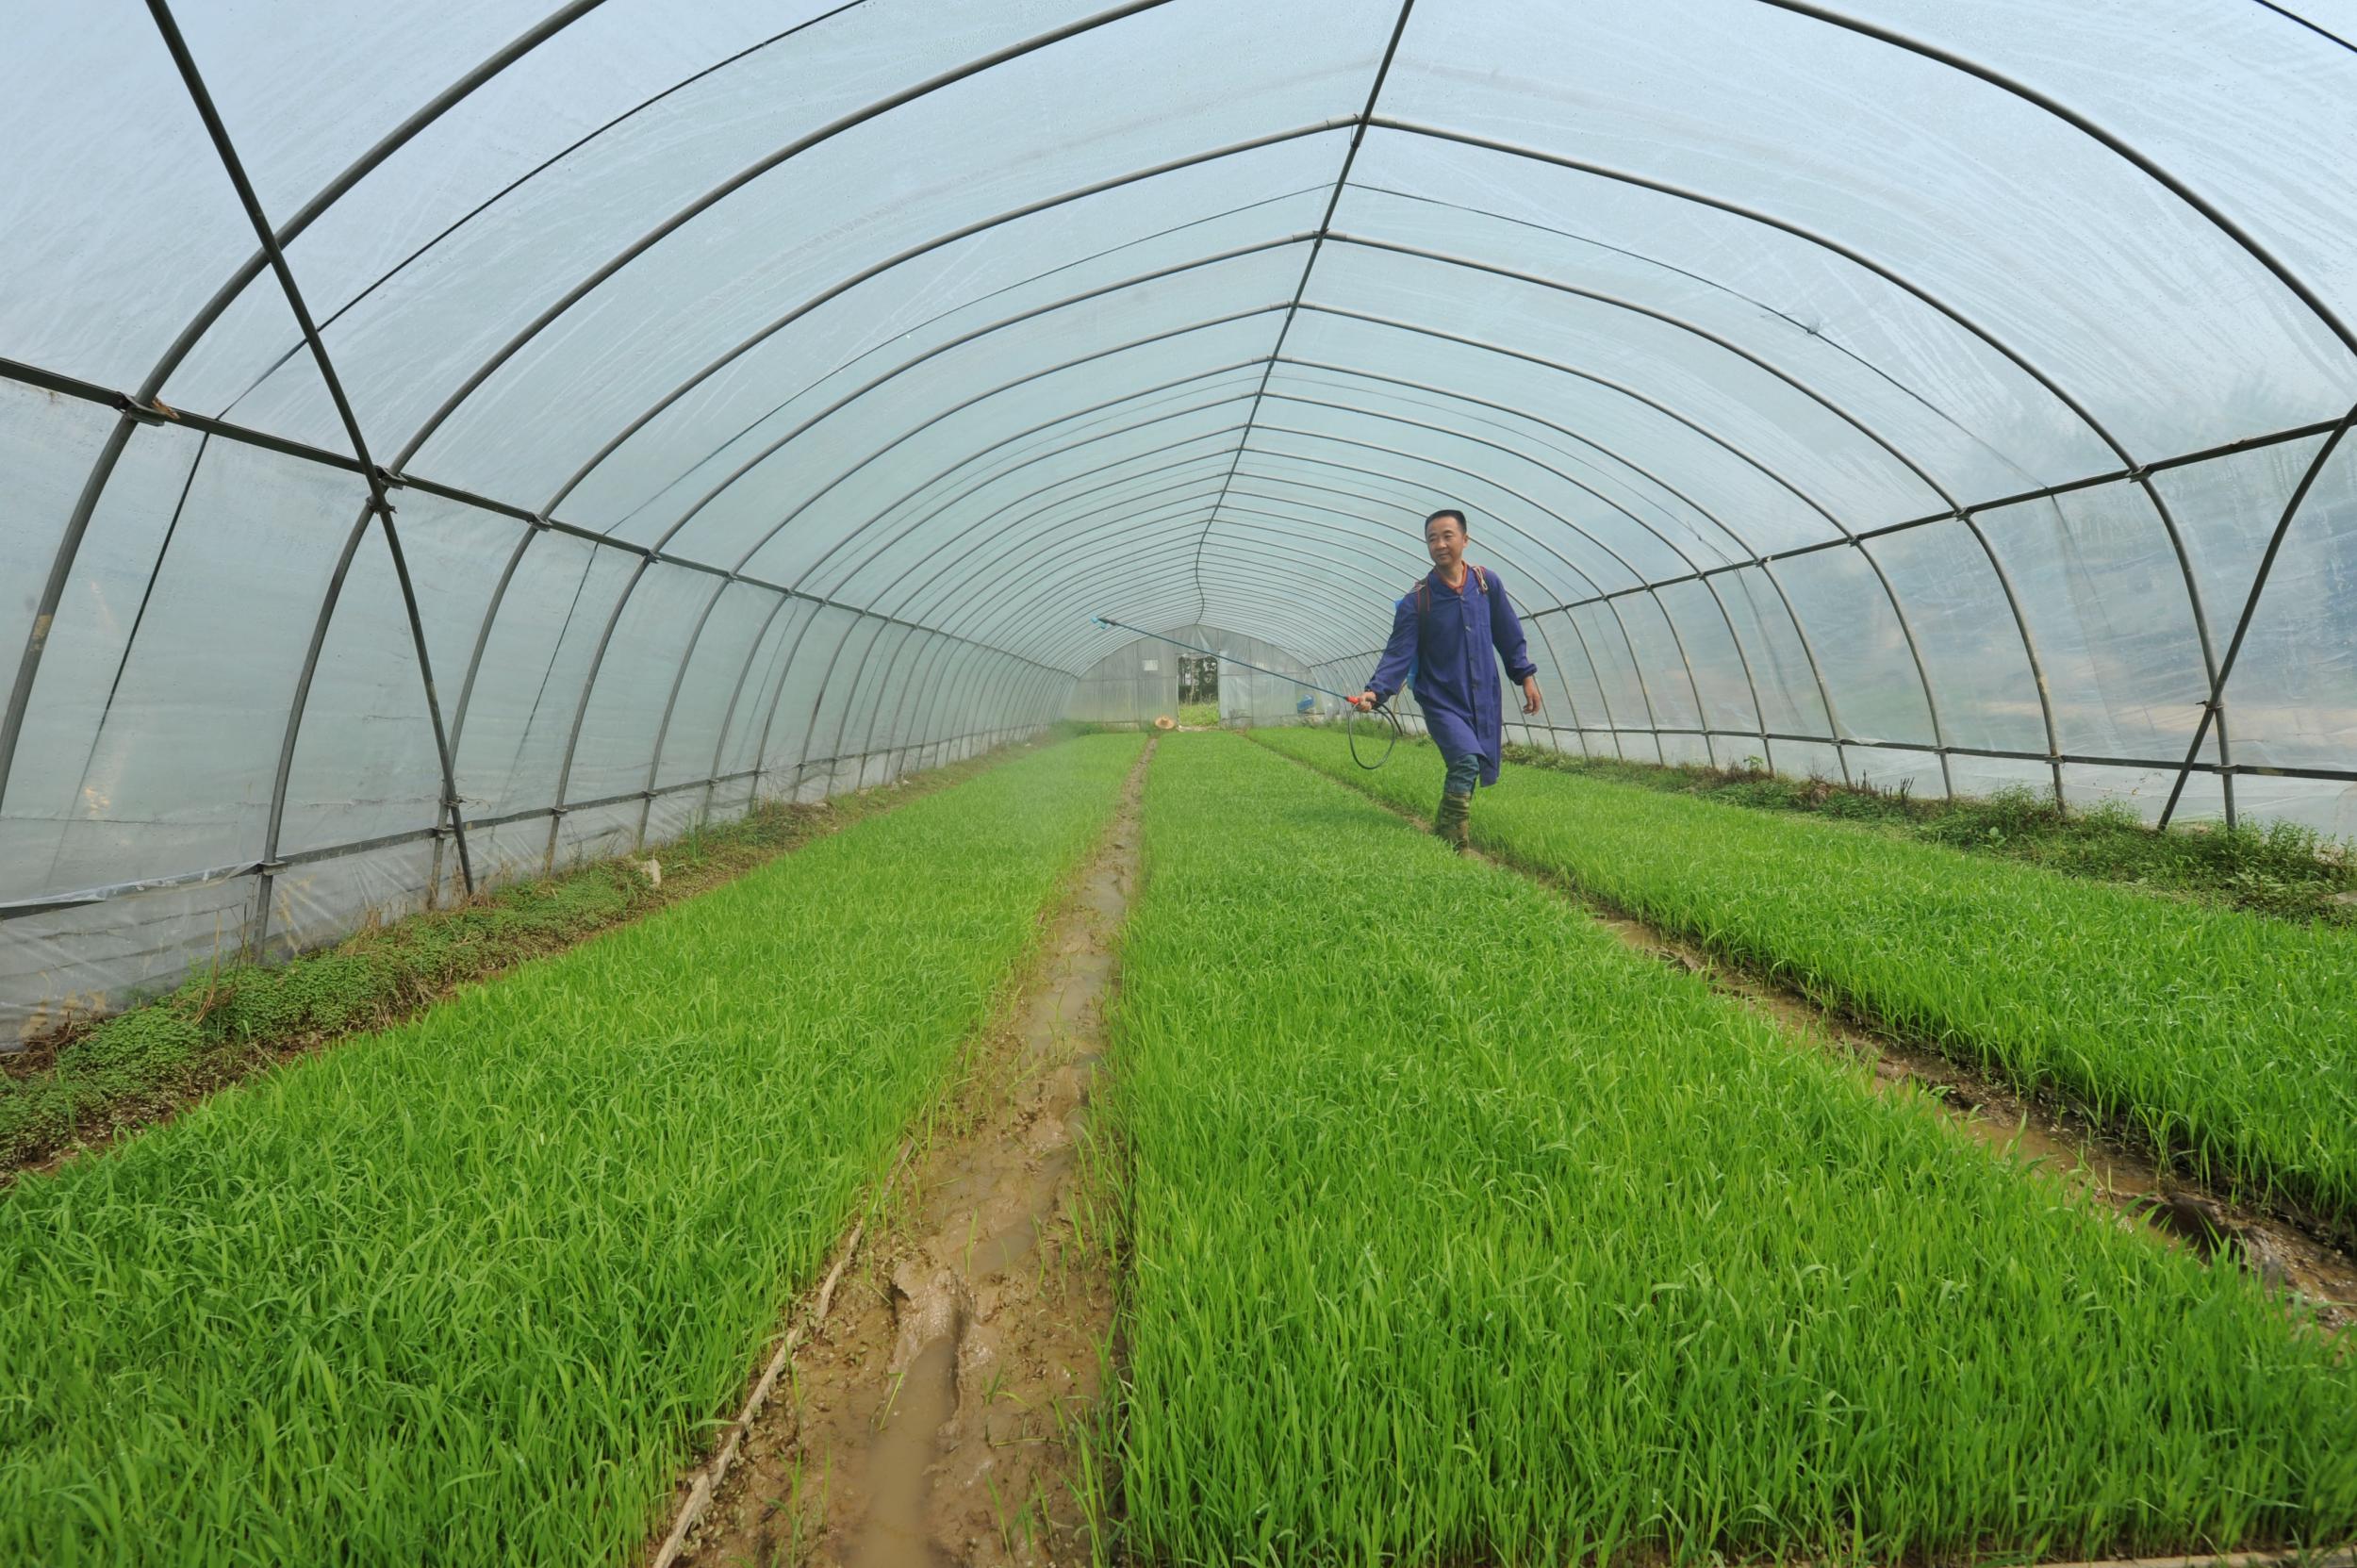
1347, 699, 1402, 770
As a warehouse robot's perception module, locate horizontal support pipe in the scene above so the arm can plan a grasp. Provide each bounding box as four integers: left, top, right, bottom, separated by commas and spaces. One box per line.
0, 717, 1051, 927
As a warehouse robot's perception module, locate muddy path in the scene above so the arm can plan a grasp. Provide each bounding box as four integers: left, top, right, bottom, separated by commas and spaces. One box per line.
663, 741, 1151, 1568
1271, 748, 2357, 1329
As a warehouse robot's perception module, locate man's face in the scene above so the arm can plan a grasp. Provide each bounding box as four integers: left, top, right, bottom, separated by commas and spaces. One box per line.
1425, 517, 1466, 570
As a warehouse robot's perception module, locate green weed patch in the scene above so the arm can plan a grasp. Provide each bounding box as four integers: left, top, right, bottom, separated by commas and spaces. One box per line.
0, 734, 1141, 1564
1105, 734, 2356, 1564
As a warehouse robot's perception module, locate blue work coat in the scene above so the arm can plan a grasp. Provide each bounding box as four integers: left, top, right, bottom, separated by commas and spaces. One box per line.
1368, 566, 1540, 786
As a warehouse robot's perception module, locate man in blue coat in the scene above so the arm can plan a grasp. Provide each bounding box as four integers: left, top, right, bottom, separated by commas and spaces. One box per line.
1351, 508, 1543, 850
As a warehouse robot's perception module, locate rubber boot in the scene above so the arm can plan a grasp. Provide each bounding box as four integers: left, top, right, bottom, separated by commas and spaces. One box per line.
1435, 789, 1472, 851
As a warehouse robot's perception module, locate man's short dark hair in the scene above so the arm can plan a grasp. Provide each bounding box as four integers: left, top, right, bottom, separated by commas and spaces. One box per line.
1424, 507, 1469, 536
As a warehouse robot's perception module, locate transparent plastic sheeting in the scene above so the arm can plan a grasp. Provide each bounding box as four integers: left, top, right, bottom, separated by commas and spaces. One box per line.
1066, 625, 1323, 727
4, 0, 2356, 1040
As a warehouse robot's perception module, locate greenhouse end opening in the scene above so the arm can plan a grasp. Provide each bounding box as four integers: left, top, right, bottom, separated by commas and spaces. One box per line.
3, 2, 2356, 1564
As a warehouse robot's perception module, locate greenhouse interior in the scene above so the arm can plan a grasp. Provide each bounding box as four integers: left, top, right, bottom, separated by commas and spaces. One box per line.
4, 1, 2356, 1563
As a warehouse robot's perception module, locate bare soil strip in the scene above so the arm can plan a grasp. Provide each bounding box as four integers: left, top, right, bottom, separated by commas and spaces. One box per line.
666, 742, 1151, 1568
1271, 746, 2357, 1329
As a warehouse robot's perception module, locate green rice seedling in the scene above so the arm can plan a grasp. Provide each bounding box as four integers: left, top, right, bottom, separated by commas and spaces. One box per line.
1104, 734, 2357, 1566
1258, 727, 2357, 1226
2, 738, 1038, 1176
0, 734, 1142, 1566
1500, 741, 2357, 924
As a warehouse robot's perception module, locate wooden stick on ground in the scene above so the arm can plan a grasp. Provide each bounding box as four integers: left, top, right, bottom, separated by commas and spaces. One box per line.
650, 1140, 915, 1568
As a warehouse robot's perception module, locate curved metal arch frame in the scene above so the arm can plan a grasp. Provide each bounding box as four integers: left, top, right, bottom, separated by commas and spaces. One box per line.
868, 408, 1597, 641
532, 127, 1347, 518
772, 363, 1290, 601
1014, 450, 1622, 674
1245, 393, 1721, 737
1233, 416, 1781, 757
1764, 0, 2357, 805
1310, 232, 2068, 788
808, 427, 1256, 607
894, 640, 1026, 768
630, 572, 748, 850
891, 633, 1033, 776
783, 337, 1669, 665
1325, 235, 1947, 509
853, 492, 1254, 754
1228, 432, 1674, 746
460, 328, 1277, 849
886, 498, 1236, 643
140, 0, 485, 959
1236, 435, 1766, 759
1282, 305, 1952, 784
690, 588, 801, 828
1253, 361, 1826, 770
463, 371, 1261, 842
862, 628, 990, 779
390, 0, 1194, 472
976, 528, 1395, 669
2156, 398, 2357, 826
1202, 444, 1655, 747
413, 259, 1304, 815
1251, 385, 1805, 742
210, 3, 894, 426
568, 278, 1288, 592
933, 516, 1417, 670
819, 619, 929, 789
613, 429, 1235, 820
1181, 0, 1422, 625
2, 0, 1183, 832
450, 370, 1269, 863
745, 486, 1240, 799
691, 301, 1294, 588
11, 0, 2349, 925
1253, 359, 1846, 750
1267, 368, 1733, 569
1755, 0, 2355, 359
801, 630, 1069, 802
1363, 116, 2263, 816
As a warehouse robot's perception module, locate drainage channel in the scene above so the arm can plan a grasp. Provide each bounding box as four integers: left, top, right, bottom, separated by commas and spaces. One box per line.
663, 740, 1152, 1568
1267, 744, 2357, 1330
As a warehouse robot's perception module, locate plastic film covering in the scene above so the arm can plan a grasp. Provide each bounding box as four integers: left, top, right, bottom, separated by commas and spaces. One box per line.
6, 0, 2357, 1038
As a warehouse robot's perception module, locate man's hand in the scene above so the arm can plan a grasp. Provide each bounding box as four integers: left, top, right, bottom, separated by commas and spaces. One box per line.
1521, 677, 1542, 716
1348, 690, 1380, 711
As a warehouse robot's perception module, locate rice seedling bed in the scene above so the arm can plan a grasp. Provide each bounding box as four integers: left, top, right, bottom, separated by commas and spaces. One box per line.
0, 733, 1143, 1566
1497, 744, 2357, 927
1255, 728, 2357, 1230
1102, 734, 2356, 1566
2, 737, 1041, 1179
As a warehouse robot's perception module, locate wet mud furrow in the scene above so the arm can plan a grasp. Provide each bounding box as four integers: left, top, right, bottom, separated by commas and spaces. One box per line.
1274, 747, 2357, 1328
669, 742, 1151, 1568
